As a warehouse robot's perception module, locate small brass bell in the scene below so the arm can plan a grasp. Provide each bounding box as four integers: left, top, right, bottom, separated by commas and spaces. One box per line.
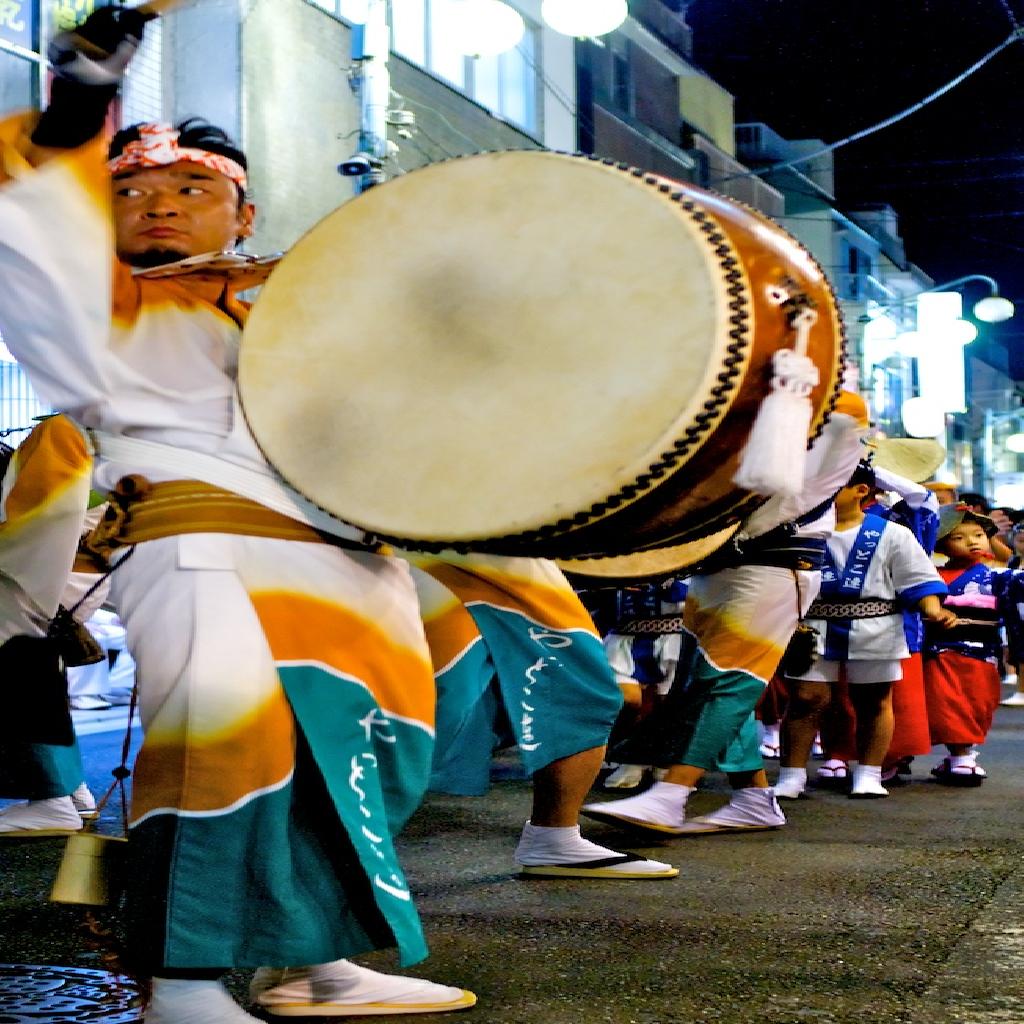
50, 833, 128, 906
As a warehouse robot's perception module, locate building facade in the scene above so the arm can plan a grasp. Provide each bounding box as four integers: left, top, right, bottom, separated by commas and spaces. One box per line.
2, 0, 1016, 500
0, 0, 576, 429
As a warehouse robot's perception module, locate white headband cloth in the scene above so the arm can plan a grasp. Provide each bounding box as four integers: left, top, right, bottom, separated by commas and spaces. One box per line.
107, 122, 248, 190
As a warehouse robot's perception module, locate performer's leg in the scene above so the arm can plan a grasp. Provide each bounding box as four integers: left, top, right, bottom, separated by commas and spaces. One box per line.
530, 744, 607, 825
583, 633, 761, 827
112, 537, 472, 1020
847, 662, 900, 798
668, 714, 785, 835
775, 679, 831, 798
0, 578, 89, 836
583, 566, 813, 834
850, 682, 895, 766
517, 737, 678, 878
926, 651, 999, 786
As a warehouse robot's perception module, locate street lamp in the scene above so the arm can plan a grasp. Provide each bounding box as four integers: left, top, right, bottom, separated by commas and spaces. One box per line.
452, 0, 526, 57
859, 274, 1015, 325
541, 0, 628, 37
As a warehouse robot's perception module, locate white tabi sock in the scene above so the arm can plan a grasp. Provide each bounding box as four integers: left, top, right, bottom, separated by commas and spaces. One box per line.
251, 960, 474, 1011
146, 978, 262, 1023
515, 821, 625, 865
0, 797, 83, 834
849, 764, 888, 798
580, 780, 693, 833
513, 819, 677, 876
774, 767, 807, 799
950, 751, 978, 769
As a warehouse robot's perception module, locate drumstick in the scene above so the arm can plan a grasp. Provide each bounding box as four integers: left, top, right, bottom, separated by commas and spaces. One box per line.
134, 0, 194, 16
69, 0, 196, 59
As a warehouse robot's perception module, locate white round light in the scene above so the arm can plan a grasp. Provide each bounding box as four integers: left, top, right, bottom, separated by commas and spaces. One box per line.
950, 318, 979, 345
1006, 433, 1024, 454
974, 295, 1015, 323
902, 396, 946, 438
541, 0, 628, 37
452, 0, 525, 57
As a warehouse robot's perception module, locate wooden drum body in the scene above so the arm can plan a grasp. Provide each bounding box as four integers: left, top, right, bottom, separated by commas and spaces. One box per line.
238, 151, 844, 573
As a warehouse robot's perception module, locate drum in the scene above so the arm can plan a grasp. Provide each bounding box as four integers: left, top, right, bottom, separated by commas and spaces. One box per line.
238, 151, 844, 572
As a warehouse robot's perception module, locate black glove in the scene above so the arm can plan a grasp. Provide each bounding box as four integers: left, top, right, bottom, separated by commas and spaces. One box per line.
33, 6, 154, 149
48, 6, 154, 87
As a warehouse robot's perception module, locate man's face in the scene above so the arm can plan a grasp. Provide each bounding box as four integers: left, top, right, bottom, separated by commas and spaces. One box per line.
941, 523, 992, 563
112, 160, 255, 267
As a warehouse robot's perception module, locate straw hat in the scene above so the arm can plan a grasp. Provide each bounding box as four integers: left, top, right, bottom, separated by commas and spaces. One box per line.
868, 437, 946, 484
936, 504, 998, 542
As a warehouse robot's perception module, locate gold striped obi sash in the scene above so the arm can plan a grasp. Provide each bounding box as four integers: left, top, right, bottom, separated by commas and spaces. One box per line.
79, 476, 381, 570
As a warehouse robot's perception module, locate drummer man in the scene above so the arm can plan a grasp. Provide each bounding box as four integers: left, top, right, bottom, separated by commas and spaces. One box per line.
0, 8, 473, 1022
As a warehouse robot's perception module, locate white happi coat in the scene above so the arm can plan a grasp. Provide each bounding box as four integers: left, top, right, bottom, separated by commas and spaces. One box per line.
808, 518, 947, 661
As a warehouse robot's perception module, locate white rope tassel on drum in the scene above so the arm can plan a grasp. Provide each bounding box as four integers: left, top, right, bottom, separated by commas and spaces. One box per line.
732, 306, 820, 498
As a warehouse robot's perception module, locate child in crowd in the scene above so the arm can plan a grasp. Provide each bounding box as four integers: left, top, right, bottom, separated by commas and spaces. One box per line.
924, 506, 1024, 784
775, 463, 956, 800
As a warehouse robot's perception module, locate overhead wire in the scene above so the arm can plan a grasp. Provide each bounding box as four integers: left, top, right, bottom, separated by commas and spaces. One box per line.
712, 29, 1023, 186
995, 0, 1022, 31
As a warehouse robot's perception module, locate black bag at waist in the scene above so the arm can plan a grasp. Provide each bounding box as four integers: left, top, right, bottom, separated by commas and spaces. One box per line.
695, 533, 828, 575
926, 606, 1001, 646
805, 597, 899, 619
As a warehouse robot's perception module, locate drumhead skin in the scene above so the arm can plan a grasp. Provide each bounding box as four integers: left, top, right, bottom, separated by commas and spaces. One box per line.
239, 151, 841, 554
557, 522, 742, 585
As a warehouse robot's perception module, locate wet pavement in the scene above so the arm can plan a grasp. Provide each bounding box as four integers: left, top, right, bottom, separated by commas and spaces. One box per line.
1, 704, 1023, 1023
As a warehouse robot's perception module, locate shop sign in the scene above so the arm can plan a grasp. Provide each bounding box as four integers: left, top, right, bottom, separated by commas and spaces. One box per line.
0, 0, 34, 50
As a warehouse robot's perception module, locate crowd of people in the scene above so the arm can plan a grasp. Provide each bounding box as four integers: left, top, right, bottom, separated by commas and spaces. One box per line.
582, 475, 1024, 835
0, 7, 1021, 1022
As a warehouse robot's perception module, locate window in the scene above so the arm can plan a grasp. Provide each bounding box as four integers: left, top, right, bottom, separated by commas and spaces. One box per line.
0, 0, 39, 115
0, 48, 36, 113
610, 37, 630, 113
389, 0, 539, 133
427, 0, 466, 89
310, 0, 367, 21
839, 241, 874, 302
0, 358, 50, 436
120, 16, 163, 125
392, 0, 426, 63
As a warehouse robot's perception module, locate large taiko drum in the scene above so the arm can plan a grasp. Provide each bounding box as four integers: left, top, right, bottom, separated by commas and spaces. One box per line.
238, 151, 844, 576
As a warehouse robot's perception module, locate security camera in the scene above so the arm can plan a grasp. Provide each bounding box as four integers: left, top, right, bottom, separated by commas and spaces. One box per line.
338, 152, 381, 177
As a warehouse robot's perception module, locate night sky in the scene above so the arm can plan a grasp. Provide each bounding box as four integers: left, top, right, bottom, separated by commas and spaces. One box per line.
687, 0, 1024, 373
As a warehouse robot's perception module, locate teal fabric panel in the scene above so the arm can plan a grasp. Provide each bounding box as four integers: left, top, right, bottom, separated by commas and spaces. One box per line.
612, 648, 765, 772
430, 638, 502, 794
131, 773, 399, 970
279, 664, 431, 967
0, 738, 82, 799
465, 604, 622, 775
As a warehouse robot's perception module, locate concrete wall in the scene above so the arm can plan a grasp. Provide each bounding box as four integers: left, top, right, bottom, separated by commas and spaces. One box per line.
240, 0, 359, 254
239, 0, 570, 254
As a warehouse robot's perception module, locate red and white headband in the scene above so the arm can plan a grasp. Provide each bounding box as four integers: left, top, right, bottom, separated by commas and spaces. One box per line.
108, 122, 248, 190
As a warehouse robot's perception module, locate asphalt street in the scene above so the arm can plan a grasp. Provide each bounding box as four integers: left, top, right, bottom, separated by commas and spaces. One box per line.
1, 704, 1023, 1024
